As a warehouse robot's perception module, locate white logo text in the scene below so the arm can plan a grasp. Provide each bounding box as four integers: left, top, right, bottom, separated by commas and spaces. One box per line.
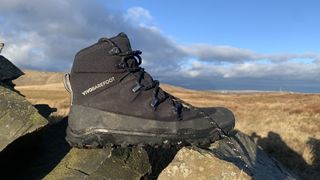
82, 77, 115, 95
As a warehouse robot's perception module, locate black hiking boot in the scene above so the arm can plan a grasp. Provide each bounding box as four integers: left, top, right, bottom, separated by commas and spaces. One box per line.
64, 32, 235, 148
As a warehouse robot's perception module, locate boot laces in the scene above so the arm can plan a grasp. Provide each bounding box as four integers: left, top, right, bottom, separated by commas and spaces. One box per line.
115, 50, 183, 119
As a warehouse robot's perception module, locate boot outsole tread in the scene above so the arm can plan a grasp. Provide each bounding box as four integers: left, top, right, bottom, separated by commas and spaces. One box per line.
66, 128, 221, 149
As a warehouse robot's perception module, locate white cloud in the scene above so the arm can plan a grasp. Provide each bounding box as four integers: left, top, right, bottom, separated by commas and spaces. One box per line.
181, 44, 320, 63
0, 0, 319, 91
181, 44, 259, 63
126, 6, 153, 23
0, 32, 48, 69
177, 60, 320, 82
0, 0, 184, 71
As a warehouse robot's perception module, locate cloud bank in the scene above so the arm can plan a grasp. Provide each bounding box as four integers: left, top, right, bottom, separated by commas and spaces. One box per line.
0, 0, 319, 92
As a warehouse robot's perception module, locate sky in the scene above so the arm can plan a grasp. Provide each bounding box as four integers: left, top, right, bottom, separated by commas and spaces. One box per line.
0, 0, 320, 93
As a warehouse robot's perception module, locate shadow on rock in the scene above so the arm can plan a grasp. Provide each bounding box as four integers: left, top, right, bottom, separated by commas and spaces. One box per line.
144, 146, 180, 179
251, 131, 320, 179
45, 130, 180, 179
204, 130, 299, 179
34, 104, 58, 119
0, 117, 70, 179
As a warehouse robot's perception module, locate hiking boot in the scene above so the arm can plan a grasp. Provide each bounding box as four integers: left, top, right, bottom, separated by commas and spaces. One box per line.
64, 32, 235, 148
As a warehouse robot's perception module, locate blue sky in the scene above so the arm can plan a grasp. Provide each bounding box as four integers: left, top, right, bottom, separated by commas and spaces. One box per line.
121, 0, 320, 53
0, 0, 319, 92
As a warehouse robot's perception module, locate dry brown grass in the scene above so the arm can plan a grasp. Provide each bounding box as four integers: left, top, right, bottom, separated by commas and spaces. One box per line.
14, 73, 320, 179
16, 83, 70, 117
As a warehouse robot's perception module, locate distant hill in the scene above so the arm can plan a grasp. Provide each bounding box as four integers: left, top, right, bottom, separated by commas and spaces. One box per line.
13, 69, 192, 93
14, 70, 64, 86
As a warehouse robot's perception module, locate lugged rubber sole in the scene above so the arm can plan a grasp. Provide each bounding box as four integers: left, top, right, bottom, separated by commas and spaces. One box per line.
66, 105, 224, 148
66, 127, 221, 148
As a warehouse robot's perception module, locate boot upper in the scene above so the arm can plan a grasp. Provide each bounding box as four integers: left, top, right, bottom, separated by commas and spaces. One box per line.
70, 33, 211, 122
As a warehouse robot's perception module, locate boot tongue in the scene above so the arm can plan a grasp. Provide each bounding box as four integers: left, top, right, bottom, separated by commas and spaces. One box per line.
72, 33, 134, 73
110, 32, 140, 71
110, 32, 132, 53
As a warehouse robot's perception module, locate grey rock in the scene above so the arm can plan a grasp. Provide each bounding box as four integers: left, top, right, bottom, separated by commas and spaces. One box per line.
44, 147, 151, 180
0, 85, 48, 151
0, 55, 24, 88
159, 131, 299, 180
159, 147, 251, 180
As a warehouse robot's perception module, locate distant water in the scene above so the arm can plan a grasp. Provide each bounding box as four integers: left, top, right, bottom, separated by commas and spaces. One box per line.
160, 77, 320, 94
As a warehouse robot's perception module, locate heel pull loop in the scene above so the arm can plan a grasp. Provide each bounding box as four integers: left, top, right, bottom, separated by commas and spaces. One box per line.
63, 73, 73, 105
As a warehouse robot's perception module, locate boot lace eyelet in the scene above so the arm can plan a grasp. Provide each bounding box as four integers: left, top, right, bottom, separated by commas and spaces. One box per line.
132, 82, 142, 93
150, 98, 159, 108
108, 47, 120, 55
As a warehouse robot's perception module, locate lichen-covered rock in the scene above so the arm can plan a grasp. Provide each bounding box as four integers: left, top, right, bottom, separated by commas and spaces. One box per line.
158, 147, 250, 180
159, 131, 299, 180
0, 55, 24, 83
0, 85, 48, 151
44, 147, 151, 179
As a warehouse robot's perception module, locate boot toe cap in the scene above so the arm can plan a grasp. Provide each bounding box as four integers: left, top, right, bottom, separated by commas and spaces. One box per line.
201, 107, 235, 135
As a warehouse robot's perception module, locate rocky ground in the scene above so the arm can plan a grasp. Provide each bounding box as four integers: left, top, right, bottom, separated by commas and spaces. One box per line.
0, 116, 299, 179
0, 55, 305, 179
0, 55, 47, 152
